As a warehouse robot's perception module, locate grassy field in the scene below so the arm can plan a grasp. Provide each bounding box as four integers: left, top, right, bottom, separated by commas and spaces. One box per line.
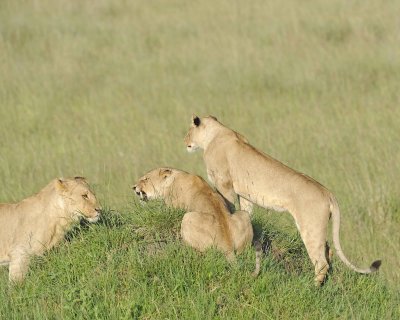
0, 0, 399, 318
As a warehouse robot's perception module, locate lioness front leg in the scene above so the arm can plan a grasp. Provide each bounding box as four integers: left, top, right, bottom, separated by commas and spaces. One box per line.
239, 197, 254, 214
9, 248, 31, 283
215, 180, 237, 212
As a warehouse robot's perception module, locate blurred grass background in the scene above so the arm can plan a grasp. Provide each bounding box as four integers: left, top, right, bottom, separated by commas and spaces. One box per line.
0, 0, 399, 289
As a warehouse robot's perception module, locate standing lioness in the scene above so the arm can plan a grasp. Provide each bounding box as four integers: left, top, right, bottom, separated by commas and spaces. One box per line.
0, 177, 101, 282
133, 168, 260, 276
184, 115, 381, 285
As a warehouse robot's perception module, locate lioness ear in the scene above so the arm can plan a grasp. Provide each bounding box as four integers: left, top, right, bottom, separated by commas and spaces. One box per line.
74, 176, 87, 182
208, 115, 218, 121
192, 115, 201, 127
55, 178, 67, 192
160, 168, 172, 179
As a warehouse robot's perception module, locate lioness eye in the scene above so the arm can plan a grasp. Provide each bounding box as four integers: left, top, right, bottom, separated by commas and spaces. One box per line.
82, 194, 89, 199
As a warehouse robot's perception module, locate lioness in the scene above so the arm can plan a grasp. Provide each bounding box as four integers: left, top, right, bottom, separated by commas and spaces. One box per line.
0, 177, 101, 283
133, 168, 261, 276
184, 115, 381, 285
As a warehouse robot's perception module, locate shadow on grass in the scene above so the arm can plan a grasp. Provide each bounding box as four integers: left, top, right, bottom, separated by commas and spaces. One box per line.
64, 207, 125, 242
252, 213, 311, 276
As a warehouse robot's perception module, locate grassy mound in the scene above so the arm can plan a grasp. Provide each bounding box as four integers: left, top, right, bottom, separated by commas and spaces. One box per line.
1, 204, 397, 319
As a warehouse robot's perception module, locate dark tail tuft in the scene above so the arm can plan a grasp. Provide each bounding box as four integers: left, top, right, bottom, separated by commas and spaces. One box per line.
370, 260, 382, 272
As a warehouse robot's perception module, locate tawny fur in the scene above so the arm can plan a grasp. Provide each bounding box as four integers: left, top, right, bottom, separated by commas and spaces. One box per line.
184, 115, 381, 285
0, 177, 101, 283
133, 168, 260, 275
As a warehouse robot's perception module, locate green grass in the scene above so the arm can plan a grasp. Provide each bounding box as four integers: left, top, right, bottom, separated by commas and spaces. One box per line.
1, 206, 398, 319
0, 0, 399, 318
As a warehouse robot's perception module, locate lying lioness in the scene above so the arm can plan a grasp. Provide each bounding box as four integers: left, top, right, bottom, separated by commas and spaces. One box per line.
133, 168, 261, 276
184, 115, 381, 285
0, 177, 101, 282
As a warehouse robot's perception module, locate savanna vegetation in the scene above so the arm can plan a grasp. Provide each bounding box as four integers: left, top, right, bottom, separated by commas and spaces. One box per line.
0, 0, 399, 318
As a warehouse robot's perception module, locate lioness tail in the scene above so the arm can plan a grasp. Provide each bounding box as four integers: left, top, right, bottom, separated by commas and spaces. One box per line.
252, 240, 263, 277
329, 195, 381, 274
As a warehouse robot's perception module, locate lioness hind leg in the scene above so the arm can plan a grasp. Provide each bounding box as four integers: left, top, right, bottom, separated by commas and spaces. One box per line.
9, 248, 31, 283
298, 225, 329, 286
313, 257, 329, 286
181, 212, 235, 262
295, 205, 331, 286
181, 212, 215, 252
230, 210, 253, 253
303, 240, 329, 286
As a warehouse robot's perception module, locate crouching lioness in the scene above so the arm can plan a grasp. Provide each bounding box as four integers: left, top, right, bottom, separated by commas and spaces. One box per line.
133, 168, 261, 276
0, 177, 101, 283
184, 115, 381, 286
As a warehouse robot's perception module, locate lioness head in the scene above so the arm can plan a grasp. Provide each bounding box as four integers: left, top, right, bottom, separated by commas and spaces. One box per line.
184, 115, 219, 152
132, 168, 174, 201
56, 177, 101, 223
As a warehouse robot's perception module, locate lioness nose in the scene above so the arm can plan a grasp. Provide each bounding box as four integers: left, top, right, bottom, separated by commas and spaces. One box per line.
132, 185, 141, 195
95, 208, 102, 213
